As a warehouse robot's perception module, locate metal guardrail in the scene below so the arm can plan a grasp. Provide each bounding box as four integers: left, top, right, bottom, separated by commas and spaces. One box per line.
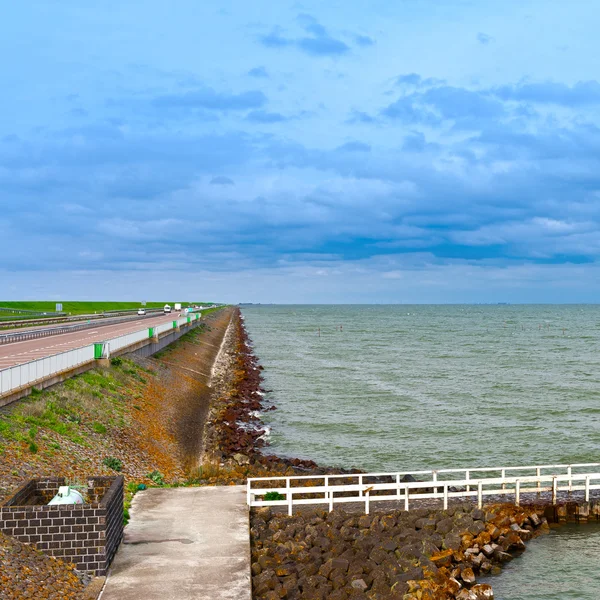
248, 463, 600, 515
0, 312, 164, 345
0, 313, 202, 397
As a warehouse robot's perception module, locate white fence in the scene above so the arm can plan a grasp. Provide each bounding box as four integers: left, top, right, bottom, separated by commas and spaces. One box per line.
248, 463, 600, 515
0, 315, 199, 397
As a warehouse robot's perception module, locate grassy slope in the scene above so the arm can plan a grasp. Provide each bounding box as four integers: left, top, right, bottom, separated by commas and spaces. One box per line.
0, 307, 228, 507
0, 301, 215, 315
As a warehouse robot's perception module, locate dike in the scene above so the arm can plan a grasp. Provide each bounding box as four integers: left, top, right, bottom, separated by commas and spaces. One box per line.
0, 307, 234, 504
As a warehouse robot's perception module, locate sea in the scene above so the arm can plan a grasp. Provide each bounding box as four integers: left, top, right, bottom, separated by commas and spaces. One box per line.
241, 304, 600, 599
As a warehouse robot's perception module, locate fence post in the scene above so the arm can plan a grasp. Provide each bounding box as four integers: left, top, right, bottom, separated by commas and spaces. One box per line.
585, 476, 590, 502
501, 468, 506, 491
404, 485, 409, 511
568, 466, 572, 493
515, 479, 520, 507
552, 476, 557, 505
287, 479, 292, 516
466, 470, 470, 493
359, 475, 363, 499
443, 484, 448, 510
365, 490, 369, 515
477, 481, 483, 509
536, 467, 541, 496
396, 473, 400, 503
433, 471, 438, 495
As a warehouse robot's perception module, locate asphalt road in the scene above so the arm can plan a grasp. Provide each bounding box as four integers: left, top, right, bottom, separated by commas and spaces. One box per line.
0, 312, 181, 370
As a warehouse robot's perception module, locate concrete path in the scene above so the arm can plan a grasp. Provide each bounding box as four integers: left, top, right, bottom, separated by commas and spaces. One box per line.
100, 486, 251, 600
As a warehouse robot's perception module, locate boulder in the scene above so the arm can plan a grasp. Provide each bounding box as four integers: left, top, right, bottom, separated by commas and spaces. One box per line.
472, 583, 494, 599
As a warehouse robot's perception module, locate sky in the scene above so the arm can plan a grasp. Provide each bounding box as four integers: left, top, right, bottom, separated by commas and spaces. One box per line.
2, 0, 600, 303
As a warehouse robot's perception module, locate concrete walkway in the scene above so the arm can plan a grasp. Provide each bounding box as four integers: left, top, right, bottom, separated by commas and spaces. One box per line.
101, 486, 251, 600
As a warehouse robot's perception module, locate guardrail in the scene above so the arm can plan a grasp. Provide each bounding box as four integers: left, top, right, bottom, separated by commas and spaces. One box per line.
0, 312, 163, 345
248, 463, 600, 515
0, 313, 202, 398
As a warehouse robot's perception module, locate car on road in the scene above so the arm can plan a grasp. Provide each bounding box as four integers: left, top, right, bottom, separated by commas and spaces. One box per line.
137, 308, 146, 316
163, 304, 172, 314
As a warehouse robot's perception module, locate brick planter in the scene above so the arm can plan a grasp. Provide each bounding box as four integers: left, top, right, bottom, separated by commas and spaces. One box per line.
0, 476, 124, 575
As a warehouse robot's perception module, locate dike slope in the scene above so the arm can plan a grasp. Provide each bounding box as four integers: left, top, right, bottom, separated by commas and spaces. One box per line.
0, 307, 234, 504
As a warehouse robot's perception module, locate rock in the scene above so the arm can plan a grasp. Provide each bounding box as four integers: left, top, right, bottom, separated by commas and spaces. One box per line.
430, 549, 454, 567
436, 517, 454, 535
232, 452, 250, 465
350, 578, 368, 591
457, 590, 478, 600
461, 567, 476, 584
472, 583, 494, 599
530, 513, 542, 527
331, 557, 349, 572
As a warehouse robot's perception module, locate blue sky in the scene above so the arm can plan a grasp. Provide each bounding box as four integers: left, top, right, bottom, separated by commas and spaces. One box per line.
2, 0, 600, 303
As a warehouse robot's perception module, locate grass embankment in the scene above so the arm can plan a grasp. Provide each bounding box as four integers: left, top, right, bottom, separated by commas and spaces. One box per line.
0, 301, 217, 316
0, 308, 232, 520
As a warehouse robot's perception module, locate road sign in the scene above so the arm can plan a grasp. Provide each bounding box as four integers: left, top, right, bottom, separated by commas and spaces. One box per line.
56, 303, 63, 311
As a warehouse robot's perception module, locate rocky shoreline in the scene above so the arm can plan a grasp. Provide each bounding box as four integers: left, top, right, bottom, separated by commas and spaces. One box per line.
250, 503, 550, 600
199, 308, 360, 482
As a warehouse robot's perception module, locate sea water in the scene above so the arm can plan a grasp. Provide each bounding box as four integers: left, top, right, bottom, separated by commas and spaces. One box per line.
241, 304, 600, 597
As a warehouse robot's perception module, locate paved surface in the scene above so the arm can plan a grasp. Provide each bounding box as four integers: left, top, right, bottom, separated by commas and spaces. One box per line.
0, 312, 182, 370
100, 487, 251, 600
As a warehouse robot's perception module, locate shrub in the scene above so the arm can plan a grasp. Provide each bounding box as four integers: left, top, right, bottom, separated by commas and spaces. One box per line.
103, 456, 123, 472
110, 357, 123, 367
264, 491, 286, 501
28, 441, 38, 453
147, 470, 164, 485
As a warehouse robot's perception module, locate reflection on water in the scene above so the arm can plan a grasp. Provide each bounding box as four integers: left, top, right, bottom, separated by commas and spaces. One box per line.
482, 522, 600, 599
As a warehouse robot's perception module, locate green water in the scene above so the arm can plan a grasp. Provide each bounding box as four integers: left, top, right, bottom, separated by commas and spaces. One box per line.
481, 523, 600, 599
241, 304, 600, 598
242, 304, 600, 471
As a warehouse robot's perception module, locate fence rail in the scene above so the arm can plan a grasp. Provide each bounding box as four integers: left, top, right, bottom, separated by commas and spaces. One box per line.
0, 314, 201, 397
248, 463, 600, 515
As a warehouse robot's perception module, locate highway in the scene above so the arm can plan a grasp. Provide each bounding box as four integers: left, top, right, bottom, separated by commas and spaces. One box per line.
0, 312, 182, 371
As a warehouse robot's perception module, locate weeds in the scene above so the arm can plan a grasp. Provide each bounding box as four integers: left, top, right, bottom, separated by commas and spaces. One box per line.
103, 457, 123, 472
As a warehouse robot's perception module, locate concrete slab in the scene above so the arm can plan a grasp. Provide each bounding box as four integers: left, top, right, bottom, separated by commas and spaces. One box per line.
100, 486, 251, 600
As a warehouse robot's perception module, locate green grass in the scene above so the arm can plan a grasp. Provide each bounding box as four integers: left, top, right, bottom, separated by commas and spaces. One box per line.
0, 301, 218, 316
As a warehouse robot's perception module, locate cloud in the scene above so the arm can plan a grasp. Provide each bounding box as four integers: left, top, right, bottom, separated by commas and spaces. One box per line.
248, 66, 269, 78
259, 28, 291, 48
346, 109, 378, 124
246, 110, 288, 123
336, 141, 371, 152
477, 32, 493, 45
493, 80, 600, 106
152, 87, 267, 111
258, 14, 367, 57
354, 34, 375, 47
210, 176, 235, 185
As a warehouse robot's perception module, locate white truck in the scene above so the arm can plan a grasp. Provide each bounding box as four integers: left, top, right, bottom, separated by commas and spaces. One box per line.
163, 304, 172, 314
174, 303, 182, 311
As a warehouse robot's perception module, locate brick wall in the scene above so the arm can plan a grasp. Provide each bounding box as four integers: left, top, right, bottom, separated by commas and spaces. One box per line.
0, 476, 124, 575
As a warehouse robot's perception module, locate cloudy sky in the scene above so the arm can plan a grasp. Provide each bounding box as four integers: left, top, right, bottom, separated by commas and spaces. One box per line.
2, 0, 600, 303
